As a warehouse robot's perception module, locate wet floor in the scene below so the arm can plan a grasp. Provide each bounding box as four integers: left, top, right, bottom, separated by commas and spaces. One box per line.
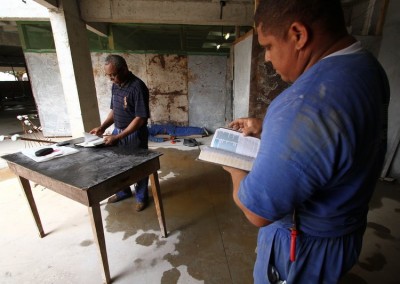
0, 108, 399, 283
0, 147, 258, 283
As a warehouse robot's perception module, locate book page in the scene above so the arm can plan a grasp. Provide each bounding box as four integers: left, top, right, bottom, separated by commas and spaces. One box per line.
84, 132, 102, 143
237, 135, 260, 158
211, 128, 260, 158
198, 146, 254, 171
75, 138, 105, 147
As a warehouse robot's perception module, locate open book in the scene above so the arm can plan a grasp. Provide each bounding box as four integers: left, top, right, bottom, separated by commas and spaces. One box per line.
75, 133, 105, 147
197, 128, 260, 171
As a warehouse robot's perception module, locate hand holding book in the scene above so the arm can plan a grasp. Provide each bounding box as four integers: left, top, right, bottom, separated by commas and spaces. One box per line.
228, 118, 263, 138
197, 127, 260, 171
75, 132, 105, 147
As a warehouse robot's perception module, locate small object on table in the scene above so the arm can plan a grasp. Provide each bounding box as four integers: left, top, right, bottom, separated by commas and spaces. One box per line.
56, 141, 70, 146
34, 148, 54, 157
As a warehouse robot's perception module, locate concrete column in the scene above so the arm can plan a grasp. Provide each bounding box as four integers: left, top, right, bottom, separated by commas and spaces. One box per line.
379, 0, 400, 178
48, 0, 100, 137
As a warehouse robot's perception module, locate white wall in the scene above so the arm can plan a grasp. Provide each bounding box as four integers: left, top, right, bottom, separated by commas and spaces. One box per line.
188, 55, 229, 131
233, 33, 253, 119
25, 52, 71, 137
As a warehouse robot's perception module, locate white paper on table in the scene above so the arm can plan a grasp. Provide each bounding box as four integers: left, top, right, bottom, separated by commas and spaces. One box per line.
20, 144, 79, 163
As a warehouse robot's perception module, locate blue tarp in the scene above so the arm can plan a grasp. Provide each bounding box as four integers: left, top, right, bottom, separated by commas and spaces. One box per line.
148, 124, 208, 142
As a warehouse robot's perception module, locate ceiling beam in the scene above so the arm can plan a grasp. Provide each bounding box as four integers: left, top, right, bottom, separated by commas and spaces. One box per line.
32, 1, 108, 37
79, 0, 254, 26
33, 0, 59, 11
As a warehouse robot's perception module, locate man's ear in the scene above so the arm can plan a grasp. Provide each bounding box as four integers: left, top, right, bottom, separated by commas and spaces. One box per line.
289, 22, 308, 50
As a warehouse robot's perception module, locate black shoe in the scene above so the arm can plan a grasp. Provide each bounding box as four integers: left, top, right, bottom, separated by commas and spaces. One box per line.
183, 138, 198, 147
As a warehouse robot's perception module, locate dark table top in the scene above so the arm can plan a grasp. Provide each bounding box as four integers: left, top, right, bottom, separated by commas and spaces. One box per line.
2, 138, 162, 190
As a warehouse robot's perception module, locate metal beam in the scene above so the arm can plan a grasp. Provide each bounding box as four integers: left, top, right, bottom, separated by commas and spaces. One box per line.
0, 56, 25, 67
86, 22, 108, 37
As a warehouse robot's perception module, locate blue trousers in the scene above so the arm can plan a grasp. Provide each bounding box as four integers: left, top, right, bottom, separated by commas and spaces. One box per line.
113, 127, 149, 203
254, 221, 364, 283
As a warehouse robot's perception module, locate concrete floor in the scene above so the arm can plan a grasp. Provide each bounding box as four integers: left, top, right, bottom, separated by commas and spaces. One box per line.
1, 107, 400, 284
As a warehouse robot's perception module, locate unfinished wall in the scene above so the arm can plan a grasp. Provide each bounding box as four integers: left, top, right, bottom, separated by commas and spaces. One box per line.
146, 54, 189, 126
92, 53, 190, 129
24, 52, 71, 137
93, 53, 229, 132
188, 55, 228, 131
26, 52, 230, 136
248, 36, 289, 120
233, 31, 289, 121
92, 53, 230, 133
91, 53, 148, 134
233, 32, 252, 119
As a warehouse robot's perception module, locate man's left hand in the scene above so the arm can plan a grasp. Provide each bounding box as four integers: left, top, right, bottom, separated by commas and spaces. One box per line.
103, 135, 119, 145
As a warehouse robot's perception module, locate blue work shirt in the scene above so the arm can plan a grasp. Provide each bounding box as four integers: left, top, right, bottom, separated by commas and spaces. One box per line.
110, 72, 150, 148
239, 50, 389, 283
111, 72, 150, 130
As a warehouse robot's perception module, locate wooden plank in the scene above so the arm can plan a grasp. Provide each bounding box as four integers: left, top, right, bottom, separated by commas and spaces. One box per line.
150, 171, 168, 238
88, 204, 111, 284
18, 176, 45, 238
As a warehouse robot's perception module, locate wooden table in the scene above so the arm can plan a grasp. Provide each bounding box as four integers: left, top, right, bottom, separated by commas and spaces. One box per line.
2, 139, 167, 283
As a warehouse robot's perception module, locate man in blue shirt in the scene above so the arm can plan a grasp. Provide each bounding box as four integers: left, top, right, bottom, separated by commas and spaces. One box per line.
91, 55, 150, 212
224, 0, 390, 283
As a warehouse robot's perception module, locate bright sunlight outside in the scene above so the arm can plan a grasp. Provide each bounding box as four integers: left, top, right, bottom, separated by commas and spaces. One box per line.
0, 72, 17, 81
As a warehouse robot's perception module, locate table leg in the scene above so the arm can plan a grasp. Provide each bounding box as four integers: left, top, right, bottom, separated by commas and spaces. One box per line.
18, 176, 45, 238
88, 204, 111, 284
149, 171, 168, 238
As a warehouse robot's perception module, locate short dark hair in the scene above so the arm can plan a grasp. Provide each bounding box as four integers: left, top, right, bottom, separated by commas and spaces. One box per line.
254, 0, 347, 38
105, 54, 128, 71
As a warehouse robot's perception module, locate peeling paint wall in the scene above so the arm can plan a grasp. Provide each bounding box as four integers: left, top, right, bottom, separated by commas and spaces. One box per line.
249, 36, 289, 120
26, 52, 229, 136
93, 53, 189, 128
146, 54, 189, 126
92, 53, 230, 131
91, 53, 148, 133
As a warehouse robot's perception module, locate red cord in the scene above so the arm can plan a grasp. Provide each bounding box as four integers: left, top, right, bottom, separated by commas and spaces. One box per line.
290, 228, 298, 262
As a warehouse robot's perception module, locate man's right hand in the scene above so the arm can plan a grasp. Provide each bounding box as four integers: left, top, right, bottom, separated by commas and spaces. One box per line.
229, 118, 262, 138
